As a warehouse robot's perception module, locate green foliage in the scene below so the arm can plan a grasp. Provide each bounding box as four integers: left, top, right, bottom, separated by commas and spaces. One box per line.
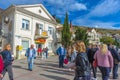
61, 12, 72, 48
52, 15, 61, 23
75, 27, 88, 46
100, 36, 115, 45
114, 39, 120, 47
56, 18, 61, 23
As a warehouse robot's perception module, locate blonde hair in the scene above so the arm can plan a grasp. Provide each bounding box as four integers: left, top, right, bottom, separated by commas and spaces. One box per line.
75, 41, 86, 53
100, 44, 108, 54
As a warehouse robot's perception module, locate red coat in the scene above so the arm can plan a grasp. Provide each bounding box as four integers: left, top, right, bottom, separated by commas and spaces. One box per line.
37, 48, 42, 53
0, 56, 4, 73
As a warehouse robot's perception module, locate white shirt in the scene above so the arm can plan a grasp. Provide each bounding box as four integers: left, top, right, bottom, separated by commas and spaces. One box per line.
29, 49, 33, 58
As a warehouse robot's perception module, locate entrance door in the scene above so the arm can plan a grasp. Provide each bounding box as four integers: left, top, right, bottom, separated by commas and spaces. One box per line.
38, 44, 42, 48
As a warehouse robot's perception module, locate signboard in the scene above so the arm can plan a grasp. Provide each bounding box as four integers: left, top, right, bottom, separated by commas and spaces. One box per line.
41, 31, 48, 36
35, 38, 46, 44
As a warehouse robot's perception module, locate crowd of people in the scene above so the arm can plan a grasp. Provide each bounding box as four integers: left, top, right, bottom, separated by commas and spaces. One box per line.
0, 41, 120, 80
0, 43, 49, 80
57, 41, 120, 80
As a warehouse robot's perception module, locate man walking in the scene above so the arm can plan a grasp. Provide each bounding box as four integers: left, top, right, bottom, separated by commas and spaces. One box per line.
57, 44, 66, 68
108, 44, 120, 79
25, 44, 36, 71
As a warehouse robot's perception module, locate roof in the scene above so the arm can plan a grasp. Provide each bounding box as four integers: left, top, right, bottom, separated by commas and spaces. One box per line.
15, 4, 56, 22
16, 7, 57, 24
56, 27, 63, 31
1, 4, 57, 25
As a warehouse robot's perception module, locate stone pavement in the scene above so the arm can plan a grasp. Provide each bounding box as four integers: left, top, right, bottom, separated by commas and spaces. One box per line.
2, 56, 120, 80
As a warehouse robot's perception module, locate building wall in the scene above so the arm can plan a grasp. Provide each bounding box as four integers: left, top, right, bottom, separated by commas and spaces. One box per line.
2, 11, 14, 53
13, 10, 57, 58
24, 6, 51, 20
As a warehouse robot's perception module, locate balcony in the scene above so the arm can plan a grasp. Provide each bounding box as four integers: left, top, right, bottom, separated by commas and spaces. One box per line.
35, 31, 49, 39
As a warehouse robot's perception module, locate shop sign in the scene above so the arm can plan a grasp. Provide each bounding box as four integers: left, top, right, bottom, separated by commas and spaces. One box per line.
35, 38, 46, 44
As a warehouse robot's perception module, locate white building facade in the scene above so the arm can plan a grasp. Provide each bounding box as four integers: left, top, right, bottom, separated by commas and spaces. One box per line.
87, 29, 101, 45
1, 4, 58, 58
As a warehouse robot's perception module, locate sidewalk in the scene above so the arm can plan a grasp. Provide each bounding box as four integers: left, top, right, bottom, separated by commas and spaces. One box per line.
2, 56, 120, 80
3, 56, 74, 80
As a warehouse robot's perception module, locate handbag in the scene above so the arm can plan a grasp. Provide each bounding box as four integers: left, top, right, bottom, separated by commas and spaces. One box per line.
64, 58, 68, 64
93, 59, 97, 67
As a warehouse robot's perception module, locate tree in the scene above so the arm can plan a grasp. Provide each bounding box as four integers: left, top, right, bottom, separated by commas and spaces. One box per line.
61, 12, 71, 48
114, 38, 120, 47
56, 18, 61, 23
52, 15, 61, 23
75, 28, 88, 46
100, 36, 115, 45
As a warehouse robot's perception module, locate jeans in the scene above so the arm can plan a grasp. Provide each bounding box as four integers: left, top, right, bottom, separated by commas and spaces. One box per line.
28, 58, 34, 70
99, 66, 110, 80
42, 52, 46, 59
74, 75, 91, 80
0, 65, 13, 80
113, 64, 118, 79
59, 55, 64, 68
46, 52, 48, 58
91, 63, 97, 78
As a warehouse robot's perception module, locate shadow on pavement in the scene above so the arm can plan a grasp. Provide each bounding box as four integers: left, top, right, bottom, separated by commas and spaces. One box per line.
13, 65, 28, 70
39, 65, 74, 76
40, 74, 70, 80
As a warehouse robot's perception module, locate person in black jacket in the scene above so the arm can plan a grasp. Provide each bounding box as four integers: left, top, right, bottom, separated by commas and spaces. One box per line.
87, 44, 98, 80
0, 44, 14, 80
108, 44, 120, 79
74, 41, 91, 80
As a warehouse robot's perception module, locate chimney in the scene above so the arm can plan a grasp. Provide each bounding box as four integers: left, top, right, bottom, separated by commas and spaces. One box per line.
70, 20, 72, 28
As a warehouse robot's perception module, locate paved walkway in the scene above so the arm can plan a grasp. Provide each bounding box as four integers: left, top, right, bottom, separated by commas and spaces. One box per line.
2, 56, 120, 80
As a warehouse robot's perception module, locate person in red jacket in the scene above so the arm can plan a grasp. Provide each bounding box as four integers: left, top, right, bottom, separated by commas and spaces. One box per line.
0, 54, 3, 78
37, 47, 42, 56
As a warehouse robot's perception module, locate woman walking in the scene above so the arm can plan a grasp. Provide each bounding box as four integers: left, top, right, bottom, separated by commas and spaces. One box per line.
94, 44, 113, 80
74, 41, 91, 80
0, 44, 14, 80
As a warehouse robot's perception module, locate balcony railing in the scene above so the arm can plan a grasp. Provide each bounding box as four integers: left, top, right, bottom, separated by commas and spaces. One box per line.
35, 30, 49, 39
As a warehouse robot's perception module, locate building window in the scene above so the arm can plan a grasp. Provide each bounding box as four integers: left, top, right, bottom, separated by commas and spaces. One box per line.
22, 40, 29, 50
36, 23, 43, 35
22, 19, 30, 30
48, 27, 53, 35
48, 42, 52, 50
39, 24, 43, 31
39, 9, 42, 13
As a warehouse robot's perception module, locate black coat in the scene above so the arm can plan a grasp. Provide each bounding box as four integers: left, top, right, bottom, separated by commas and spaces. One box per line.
75, 52, 91, 77
87, 48, 97, 63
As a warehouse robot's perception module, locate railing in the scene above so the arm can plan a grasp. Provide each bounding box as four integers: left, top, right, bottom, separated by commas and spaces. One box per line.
35, 30, 49, 39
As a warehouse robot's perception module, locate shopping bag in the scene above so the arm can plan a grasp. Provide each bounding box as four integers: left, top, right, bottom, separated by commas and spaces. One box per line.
64, 58, 68, 64
93, 59, 97, 67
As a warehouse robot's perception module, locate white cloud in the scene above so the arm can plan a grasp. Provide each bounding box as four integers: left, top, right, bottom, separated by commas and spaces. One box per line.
45, 0, 87, 18
73, 17, 120, 29
70, 3, 87, 11
1, 0, 87, 18
73, 0, 120, 29
88, 0, 120, 17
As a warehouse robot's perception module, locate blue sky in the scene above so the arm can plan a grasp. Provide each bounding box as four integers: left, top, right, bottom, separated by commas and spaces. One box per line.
0, 0, 120, 29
